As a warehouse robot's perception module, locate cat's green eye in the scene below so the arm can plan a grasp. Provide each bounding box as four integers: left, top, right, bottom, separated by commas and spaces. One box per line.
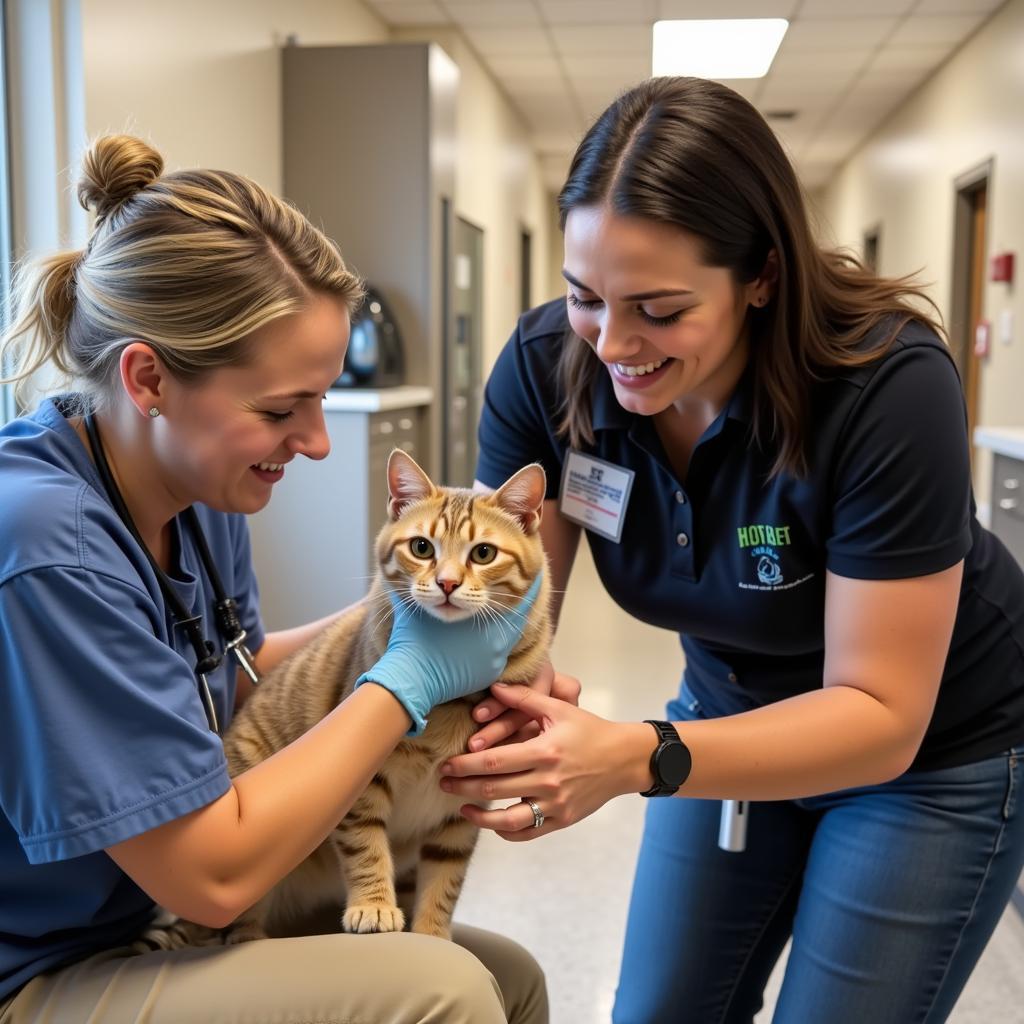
470, 543, 497, 565
410, 537, 435, 559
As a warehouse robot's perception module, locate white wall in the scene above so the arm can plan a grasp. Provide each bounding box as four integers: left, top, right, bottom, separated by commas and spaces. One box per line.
81, 0, 389, 194
817, 0, 1024, 502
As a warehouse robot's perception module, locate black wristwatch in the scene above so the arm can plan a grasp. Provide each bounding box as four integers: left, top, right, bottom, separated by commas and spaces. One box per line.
640, 720, 692, 797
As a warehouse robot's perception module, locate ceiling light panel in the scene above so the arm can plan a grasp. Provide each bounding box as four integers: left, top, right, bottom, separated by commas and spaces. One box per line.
652, 19, 790, 79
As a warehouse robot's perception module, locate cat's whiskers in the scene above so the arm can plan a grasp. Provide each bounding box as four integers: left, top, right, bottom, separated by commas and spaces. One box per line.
474, 603, 516, 645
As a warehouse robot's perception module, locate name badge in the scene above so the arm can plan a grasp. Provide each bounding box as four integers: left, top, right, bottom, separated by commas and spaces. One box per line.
558, 451, 635, 543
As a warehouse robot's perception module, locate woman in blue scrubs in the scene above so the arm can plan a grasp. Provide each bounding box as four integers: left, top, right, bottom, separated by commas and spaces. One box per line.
441, 77, 1024, 1023
0, 134, 546, 1023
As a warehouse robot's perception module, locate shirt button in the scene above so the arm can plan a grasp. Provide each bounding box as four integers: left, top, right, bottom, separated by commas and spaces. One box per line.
728, 672, 738, 683
674, 490, 686, 505
676, 532, 690, 547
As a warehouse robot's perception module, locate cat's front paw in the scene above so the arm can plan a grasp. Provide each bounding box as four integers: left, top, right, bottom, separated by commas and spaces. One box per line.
342, 904, 406, 934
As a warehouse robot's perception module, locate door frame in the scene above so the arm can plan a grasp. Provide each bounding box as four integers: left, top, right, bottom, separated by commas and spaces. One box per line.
949, 158, 993, 459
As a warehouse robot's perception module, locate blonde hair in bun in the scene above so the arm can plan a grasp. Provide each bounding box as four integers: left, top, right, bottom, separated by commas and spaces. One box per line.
77, 135, 164, 224
1, 134, 363, 411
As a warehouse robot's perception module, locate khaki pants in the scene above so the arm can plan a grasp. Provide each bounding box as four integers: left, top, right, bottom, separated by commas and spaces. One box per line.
0, 923, 547, 1023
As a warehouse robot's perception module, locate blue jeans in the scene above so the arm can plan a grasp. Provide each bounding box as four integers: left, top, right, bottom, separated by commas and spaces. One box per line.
613, 684, 1024, 1024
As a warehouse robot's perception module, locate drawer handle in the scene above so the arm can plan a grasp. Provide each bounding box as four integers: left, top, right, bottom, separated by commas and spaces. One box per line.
999, 497, 1019, 511
1003, 478, 1020, 491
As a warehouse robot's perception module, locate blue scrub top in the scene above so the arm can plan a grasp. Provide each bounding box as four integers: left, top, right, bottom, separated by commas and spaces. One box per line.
477, 299, 1024, 771
0, 398, 264, 1000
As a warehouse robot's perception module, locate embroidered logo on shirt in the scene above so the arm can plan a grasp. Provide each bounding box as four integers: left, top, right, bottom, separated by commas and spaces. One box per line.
736, 523, 813, 592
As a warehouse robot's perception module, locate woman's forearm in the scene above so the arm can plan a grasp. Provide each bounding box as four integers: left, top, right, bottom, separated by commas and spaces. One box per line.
619, 685, 923, 802
208, 683, 410, 916
108, 683, 411, 926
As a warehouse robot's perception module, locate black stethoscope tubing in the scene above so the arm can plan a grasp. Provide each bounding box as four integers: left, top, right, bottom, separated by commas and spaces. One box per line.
83, 412, 260, 734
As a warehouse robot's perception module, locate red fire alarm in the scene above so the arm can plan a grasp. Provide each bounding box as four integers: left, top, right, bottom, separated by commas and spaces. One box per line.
990, 251, 1015, 283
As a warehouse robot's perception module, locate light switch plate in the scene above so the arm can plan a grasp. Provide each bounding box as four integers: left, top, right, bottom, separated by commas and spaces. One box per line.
999, 308, 1014, 346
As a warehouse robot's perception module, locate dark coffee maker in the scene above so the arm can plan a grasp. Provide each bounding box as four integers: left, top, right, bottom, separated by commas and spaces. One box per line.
333, 285, 405, 388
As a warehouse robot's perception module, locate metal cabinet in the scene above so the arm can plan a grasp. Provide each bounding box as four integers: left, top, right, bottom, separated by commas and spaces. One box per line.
985, 451, 1024, 919
248, 403, 426, 630
990, 453, 1024, 564
367, 410, 421, 546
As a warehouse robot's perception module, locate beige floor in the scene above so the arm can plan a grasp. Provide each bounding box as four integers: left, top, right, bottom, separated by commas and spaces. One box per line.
456, 544, 1024, 1024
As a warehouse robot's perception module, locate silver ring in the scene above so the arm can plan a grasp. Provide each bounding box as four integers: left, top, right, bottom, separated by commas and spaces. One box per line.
522, 798, 544, 829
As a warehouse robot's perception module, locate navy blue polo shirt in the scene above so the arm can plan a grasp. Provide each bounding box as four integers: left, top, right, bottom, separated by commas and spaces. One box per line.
477, 298, 1024, 771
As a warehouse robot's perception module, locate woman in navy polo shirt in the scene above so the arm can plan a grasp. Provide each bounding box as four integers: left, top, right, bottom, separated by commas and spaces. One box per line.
440, 77, 1024, 1022
0, 135, 547, 1022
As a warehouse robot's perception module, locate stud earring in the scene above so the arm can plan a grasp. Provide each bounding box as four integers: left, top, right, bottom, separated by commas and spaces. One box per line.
148, 406, 160, 418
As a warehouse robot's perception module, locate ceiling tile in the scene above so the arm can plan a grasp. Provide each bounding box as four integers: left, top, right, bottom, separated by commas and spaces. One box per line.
887, 13, 987, 46
781, 17, 897, 49
799, 0, 915, 15
571, 81, 631, 120
657, 0, 798, 16
562, 53, 652, 81
549, 24, 653, 54
756, 74, 854, 112
769, 47, 873, 75
487, 54, 563, 79
770, 120, 817, 150
540, 0, 658, 24
842, 68, 933, 107
911, 0, 1004, 12
515, 92, 577, 123
499, 72, 569, 97
867, 44, 957, 73
533, 131, 583, 156
367, 1, 449, 25
443, 0, 542, 28
462, 26, 553, 56
712, 78, 761, 102
797, 159, 837, 189
512, 91, 577, 118
803, 133, 866, 164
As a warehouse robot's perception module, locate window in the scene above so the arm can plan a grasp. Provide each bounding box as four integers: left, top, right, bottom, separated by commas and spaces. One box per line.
0, 1, 15, 424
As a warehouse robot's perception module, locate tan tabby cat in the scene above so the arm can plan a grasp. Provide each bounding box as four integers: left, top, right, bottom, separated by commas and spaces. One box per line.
140, 449, 550, 950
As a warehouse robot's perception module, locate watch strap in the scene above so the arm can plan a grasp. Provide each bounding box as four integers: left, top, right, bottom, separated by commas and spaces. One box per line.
640, 719, 689, 797
644, 719, 680, 746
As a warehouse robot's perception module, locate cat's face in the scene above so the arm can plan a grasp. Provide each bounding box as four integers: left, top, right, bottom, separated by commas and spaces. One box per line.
376, 451, 546, 623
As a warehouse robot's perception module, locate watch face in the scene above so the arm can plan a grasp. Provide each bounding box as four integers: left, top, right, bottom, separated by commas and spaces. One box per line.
657, 742, 691, 787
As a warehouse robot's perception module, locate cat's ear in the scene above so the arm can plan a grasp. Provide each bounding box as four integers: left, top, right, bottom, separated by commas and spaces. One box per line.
490, 463, 546, 534
387, 448, 436, 519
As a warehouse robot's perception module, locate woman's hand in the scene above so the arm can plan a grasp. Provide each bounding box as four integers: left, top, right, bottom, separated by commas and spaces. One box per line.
439, 683, 654, 840
467, 661, 582, 752
355, 576, 542, 735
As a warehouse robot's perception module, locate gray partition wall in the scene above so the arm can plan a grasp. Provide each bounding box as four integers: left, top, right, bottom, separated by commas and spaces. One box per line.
281, 42, 458, 478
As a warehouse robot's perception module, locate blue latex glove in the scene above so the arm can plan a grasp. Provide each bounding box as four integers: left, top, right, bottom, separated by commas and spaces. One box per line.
356, 574, 542, 736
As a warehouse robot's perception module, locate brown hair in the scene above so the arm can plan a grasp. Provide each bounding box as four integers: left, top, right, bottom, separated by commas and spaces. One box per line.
556, 77, 942, 477
1, 134, 364, 412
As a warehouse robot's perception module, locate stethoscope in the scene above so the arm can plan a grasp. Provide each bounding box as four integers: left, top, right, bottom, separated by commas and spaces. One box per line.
84, 413, 260, 734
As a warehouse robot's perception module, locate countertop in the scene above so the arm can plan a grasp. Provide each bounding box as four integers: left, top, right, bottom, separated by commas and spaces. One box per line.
973, 426, 1024, 462
323, 385, 434, 413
